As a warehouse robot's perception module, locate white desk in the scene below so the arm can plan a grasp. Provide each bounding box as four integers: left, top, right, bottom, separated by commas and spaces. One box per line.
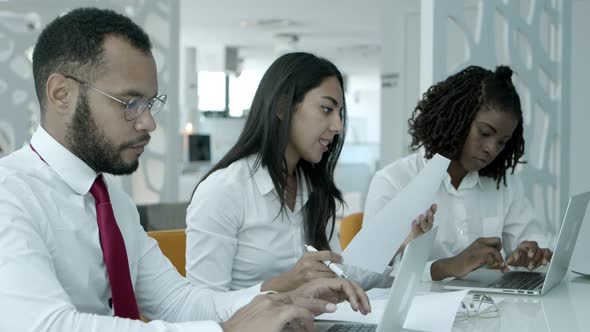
315, 272, 590, 331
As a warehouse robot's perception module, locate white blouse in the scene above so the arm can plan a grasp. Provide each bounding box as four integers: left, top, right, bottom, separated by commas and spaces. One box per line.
186, 155, 392, 296
364, 151, 554, 278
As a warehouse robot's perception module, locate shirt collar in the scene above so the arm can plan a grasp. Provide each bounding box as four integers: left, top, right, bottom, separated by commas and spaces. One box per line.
249, 155, 275, 196
464, 171, 483, 189
442, 170, 482, 192
248, 154, 311, 209
418, 148, 483, 192
30, 126, 98, 195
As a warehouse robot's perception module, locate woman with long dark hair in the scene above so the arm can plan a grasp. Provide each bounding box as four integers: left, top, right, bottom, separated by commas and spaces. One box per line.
365, 65, 553, 281
185, 52, 411, 296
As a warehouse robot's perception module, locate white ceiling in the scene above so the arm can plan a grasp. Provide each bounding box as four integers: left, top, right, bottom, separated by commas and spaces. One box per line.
180, 0, 383, 74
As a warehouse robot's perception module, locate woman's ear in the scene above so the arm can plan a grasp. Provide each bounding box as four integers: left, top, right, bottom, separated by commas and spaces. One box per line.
275, 95, 291, 120
46, 73, 76, 116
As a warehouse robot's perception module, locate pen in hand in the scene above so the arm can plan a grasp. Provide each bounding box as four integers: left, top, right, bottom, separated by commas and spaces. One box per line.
304, 244, 349, 279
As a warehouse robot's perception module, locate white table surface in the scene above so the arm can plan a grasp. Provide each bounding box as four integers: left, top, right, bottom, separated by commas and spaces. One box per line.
443, 272, 590, 331
314, 272, 590, 332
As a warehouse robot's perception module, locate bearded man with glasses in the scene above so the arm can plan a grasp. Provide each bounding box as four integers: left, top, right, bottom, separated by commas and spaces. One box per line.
0, 7, 370, 332
60, 73, 167, 175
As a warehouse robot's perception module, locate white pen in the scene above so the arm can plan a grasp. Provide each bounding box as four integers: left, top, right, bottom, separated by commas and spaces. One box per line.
305, 244, 349, 279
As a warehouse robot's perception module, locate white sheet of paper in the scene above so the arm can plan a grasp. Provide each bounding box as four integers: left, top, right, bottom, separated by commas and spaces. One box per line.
403, 290, 471, 332
342, 154, 450, 273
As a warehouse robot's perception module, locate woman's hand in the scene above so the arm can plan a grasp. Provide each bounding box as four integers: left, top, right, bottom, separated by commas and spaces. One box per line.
394, 204, 437, 260
261, 250, 341, 292
408, 203, 437, 240
505, 241, 552, 270
431, 237, 509, 281
287, 278, 371, 315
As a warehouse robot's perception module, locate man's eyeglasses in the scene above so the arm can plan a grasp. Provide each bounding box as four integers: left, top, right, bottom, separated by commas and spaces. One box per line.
64, 75, 167, 121
455, 294, 500, 321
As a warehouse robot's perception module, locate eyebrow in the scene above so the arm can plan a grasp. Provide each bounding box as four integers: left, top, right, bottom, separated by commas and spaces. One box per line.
118, 89, 158, 99
321, 96, 342, 107
479, 121, 512, 139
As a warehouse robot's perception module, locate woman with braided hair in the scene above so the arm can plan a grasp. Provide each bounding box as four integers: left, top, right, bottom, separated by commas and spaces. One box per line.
365, 65, 554, 281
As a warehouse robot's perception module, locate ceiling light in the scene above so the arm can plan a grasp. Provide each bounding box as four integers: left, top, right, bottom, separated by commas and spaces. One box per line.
240, 18, 300, 29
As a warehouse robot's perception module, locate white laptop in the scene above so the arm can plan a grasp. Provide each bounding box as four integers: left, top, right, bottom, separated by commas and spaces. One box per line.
316, 226, 438, 332
443, 191, 590, 296
570, 197, 590, 276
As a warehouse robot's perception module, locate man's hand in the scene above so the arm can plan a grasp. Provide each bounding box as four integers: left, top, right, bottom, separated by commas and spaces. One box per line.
221, 293, 327, 332
222, 278, 371, 332
431, 237, 508, 281
505, 241, 552, 270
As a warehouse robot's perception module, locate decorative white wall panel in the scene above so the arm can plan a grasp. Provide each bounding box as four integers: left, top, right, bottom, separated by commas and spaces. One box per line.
0, 0, 180, 204
420, 0, 571, 235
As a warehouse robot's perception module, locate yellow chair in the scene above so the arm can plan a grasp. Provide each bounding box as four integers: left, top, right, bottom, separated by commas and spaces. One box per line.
339, 213, 363, 250
147, 229, 186, 277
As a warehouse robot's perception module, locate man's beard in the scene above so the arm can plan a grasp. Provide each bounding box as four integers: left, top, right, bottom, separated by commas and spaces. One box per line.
66, 89, 148, 175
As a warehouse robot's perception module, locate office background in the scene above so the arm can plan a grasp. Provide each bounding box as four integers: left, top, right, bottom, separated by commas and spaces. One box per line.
0, 0, 589, 234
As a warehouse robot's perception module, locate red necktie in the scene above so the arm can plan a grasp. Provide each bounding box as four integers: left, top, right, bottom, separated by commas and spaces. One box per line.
30, 145, 140, 318
90, 175, 140, 319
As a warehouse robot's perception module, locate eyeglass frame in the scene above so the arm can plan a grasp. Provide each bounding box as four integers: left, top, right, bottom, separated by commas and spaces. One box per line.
455, 293, 500, 321
63, 74, 167, 121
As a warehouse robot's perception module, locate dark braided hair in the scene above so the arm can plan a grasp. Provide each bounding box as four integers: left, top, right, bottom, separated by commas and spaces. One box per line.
408, 65, 525, 188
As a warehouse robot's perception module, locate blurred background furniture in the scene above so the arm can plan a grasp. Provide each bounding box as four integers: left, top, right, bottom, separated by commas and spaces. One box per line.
137, 202, 189, 231
339, 212, 363, 250
147, 229, 186, 277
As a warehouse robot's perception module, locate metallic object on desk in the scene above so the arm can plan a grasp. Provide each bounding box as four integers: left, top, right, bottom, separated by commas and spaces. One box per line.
455, 294, 500, 321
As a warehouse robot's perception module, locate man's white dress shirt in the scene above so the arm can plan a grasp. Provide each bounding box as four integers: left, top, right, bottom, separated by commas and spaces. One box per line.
186, 155, 392, 296
0, 127, 258, 332
364, 151, 554, 279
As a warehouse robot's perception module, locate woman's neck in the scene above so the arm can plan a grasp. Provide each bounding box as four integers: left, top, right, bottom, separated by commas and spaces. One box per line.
447, 160, 469, 189
284, 144, 299, 177
286, 170, 297, 211
282, 146, 300, 211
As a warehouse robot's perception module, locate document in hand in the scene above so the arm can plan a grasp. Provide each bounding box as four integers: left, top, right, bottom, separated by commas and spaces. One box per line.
342, 153, 450, 273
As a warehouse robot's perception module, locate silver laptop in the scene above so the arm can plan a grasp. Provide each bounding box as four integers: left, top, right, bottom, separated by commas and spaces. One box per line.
571, 197, 590, 276
444, 191, 590, 296
316, 226, 438, 332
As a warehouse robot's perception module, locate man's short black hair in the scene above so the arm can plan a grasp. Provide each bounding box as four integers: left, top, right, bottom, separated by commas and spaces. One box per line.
32, 7, 152, 111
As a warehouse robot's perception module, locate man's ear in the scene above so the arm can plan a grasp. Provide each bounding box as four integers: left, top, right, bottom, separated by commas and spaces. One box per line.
45, 73, 76, 115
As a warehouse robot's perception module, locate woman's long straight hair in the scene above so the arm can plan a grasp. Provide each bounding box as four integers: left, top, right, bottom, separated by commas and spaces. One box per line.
193, 52, 347, 250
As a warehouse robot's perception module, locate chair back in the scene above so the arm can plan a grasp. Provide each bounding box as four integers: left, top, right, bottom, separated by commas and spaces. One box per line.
147, 229, 186, 277
339, 212, 364, 250
137, 202, 189, 231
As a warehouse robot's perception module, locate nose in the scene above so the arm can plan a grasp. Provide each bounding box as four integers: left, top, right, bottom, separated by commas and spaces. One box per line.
329, 111, 344, 134
483, 139, 500, 157
135, 109, 157, 133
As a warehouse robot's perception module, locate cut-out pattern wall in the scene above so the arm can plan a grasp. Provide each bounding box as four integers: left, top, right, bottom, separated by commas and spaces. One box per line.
0, 1, 180, 203
421, 0, 571, 236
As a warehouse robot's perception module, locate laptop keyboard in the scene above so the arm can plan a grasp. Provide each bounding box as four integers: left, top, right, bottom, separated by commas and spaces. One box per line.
488, 271, 545, 290
325, 324, 377, 332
